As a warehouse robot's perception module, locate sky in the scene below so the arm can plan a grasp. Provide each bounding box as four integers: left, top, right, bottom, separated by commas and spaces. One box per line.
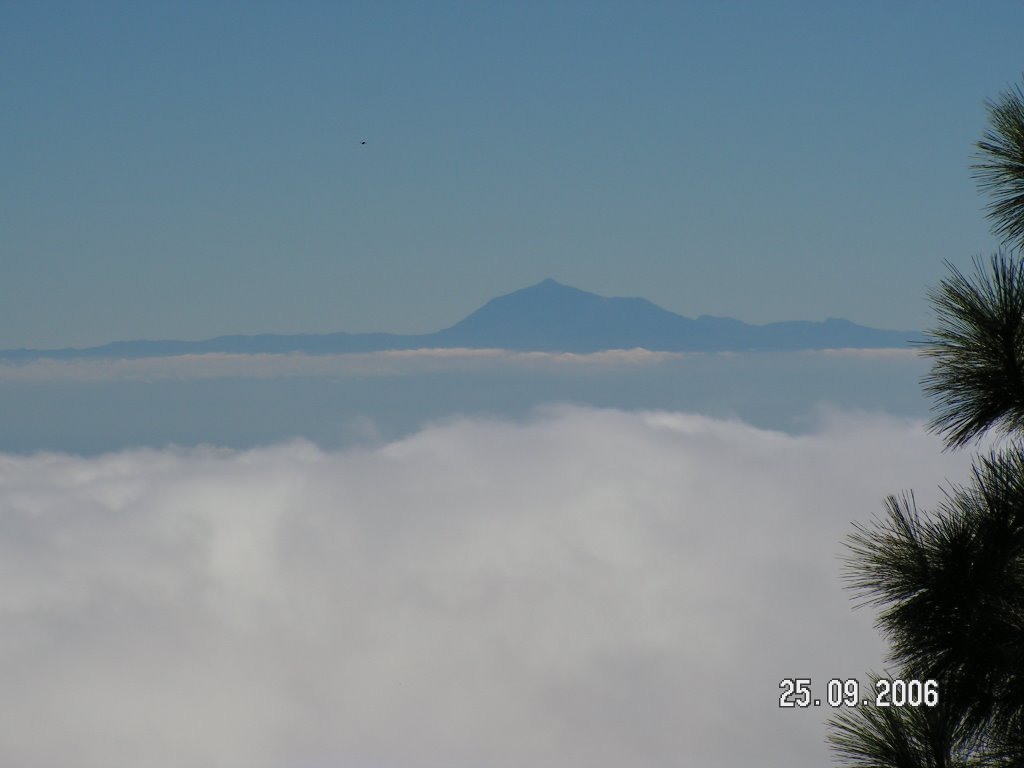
4, 1, 1023, 348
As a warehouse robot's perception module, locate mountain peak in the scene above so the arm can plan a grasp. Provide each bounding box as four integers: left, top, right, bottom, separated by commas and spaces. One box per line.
0, 280, 919, 360
433, 279, 687, 351
522, 277, 584, 293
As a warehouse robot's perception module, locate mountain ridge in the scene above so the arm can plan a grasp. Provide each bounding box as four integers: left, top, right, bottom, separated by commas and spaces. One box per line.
0, 279, 920, 360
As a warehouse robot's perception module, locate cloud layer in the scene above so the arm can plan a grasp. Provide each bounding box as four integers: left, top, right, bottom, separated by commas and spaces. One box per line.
0, 349, 685, 383
0, 347, 919, 382
0, 406, 973, 767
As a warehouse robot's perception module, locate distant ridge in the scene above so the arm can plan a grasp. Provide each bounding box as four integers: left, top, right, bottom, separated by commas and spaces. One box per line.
0, 279, 920, 360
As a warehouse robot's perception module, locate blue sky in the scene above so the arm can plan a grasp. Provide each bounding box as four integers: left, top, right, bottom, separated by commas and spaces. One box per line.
3, 2, 1021, 347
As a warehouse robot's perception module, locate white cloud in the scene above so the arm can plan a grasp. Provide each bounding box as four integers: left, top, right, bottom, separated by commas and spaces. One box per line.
0, 348, 690, 382
0, 406, 975, 768
807, 347, 922, 360
0, 347, 921, 382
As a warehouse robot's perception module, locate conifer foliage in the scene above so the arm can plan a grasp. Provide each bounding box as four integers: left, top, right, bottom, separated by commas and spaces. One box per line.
827, 79, 1024, 768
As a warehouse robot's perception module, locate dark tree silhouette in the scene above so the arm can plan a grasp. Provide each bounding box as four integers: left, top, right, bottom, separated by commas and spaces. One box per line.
974, 82, 1024, 253
827, 78, 1024, 768
922, 255, 1024, 449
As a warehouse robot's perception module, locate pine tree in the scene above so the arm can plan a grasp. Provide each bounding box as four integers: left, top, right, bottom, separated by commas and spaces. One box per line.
826, 79, 1024, 768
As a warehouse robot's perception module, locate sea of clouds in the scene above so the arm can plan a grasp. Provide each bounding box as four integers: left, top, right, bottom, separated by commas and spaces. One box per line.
0, 347, 919, 383
0, 403, 979, 768
0, 348, 930, 454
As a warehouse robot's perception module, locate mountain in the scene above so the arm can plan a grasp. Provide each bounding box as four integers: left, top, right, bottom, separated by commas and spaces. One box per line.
0, 279, 919, 360
427, 279, 918, 351
425, 278, 687, 351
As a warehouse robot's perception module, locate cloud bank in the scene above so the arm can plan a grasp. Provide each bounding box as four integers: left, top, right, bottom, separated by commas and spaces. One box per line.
0, 347, 920, 382
0, 406, 973, 768
0, 349, 683, 383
